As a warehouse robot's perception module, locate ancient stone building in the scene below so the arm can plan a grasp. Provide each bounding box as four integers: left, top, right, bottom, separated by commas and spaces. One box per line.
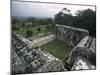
66, 36, 96, 70
11, 33, 66, 75
11, 24, 96, 74
56, 24, 89, 47
55, 24, 96, 70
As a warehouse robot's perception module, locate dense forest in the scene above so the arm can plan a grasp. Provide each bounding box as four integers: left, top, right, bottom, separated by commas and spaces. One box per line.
55, 8, 96, 37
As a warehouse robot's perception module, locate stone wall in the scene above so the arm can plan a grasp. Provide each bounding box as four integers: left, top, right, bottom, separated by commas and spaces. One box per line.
11, 33, 65, 74
12, 24, 96, 73
55, 24, 89, 47
71, 57, 95, 70
31, 34, 56, 47
66, 36, 96, 70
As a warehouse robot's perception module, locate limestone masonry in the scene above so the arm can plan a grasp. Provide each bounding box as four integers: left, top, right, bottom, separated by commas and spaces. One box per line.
11, 33, 65, 75
56, 24, 89, 47
11, 24, 96, 74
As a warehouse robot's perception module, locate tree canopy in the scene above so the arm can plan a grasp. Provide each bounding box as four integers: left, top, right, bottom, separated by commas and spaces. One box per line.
27, 17, 53, 25
72, 9, 96, 37
55, 8, 73, 26
54, 8, 96, 37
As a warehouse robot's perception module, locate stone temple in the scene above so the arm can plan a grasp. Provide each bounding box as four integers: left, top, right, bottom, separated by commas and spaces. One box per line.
11, 24, 96, 75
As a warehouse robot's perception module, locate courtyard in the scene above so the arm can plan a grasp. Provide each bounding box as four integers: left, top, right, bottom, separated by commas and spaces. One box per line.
40, 39, 72, 65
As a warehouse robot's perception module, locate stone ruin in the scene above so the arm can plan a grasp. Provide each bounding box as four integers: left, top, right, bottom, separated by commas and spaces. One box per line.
11, 24, 96, 74
56, 24, 89, 47
11, 33, 66, 75
67, 36, 96, 70
55, 24, 96, 70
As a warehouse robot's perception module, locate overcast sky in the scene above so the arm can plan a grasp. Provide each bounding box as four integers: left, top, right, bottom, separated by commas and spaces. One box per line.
12, 0, 95, 18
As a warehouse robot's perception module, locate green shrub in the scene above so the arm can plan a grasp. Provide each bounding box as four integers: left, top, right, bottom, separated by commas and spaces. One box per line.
26, 30, 33, 37
37, 27, 41, 31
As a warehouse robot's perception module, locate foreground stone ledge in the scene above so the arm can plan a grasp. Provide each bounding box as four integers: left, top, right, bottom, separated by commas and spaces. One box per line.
11, 33, 66, 75
66, 36, 96, 70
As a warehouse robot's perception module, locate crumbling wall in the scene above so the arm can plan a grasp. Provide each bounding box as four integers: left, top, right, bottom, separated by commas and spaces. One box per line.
71, 57, 95, 70
56, 24, 89, 47
11, 33, 65, 75
32, 34, 56, 47
66, 36, 96, 70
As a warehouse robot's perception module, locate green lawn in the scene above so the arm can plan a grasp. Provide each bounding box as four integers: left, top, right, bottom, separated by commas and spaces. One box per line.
40, 39, 72, 65
14, 26, 49, 38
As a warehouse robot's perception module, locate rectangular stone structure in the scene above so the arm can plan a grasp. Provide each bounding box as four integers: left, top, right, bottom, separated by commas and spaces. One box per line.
55, 24, 89, 47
